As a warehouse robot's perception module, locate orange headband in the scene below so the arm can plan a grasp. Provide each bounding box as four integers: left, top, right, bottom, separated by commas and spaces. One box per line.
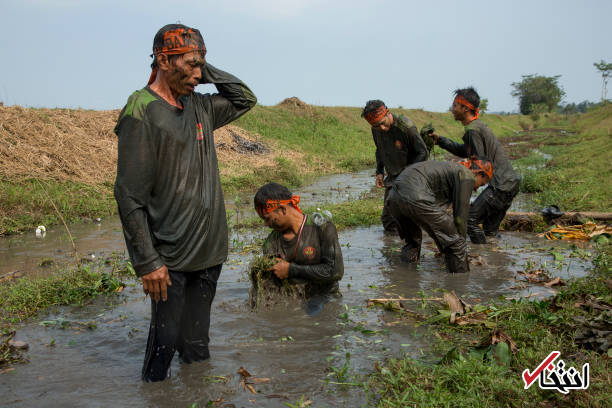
256, 195, 302, 217
460, 160, 493, 180
148, 28, 207, 85
364, 106, 389, 125
454, 95, 479, 120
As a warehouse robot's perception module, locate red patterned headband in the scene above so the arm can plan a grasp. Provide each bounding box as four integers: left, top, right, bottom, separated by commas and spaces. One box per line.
460, 159, 493, 180
256, 195, 302, 217
364, 106, 389, 125
454, 95, 479, 120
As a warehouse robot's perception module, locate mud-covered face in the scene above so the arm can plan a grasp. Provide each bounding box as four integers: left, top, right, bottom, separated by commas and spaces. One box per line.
370, 113, 394, 132
166, 51, 206, 95
261, 207, 289, 231
451, 100, 469, 122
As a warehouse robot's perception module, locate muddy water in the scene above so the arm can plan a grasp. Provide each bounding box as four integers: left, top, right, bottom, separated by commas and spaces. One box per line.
2, 223, 592, 407
0, 166, 592, 407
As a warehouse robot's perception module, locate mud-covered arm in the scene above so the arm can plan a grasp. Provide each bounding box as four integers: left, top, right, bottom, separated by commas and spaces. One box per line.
288, 223, 344, 283
199, 63, 257, 129
452, 170, 475, 237
437, 134, 468, 157
373, 131, 385, 175
406, 125, 428, 163
113, 117, 163, 277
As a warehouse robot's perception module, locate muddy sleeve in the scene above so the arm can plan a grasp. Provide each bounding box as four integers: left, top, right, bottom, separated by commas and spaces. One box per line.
437, 135, 468, 158
114, 117, 164, 277
374, 132, 385, 175
289, 222, 344, 283
452, 172, 475, 237
199, 64, 257, 130
406, 125, 428, 162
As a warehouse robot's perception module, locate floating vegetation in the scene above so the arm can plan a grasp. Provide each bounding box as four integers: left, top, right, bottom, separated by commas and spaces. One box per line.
248, 255, 309, 310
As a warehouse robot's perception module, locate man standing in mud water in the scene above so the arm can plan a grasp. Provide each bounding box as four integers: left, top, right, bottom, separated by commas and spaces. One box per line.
254, 183, 344, 315
387, 159, 493, 273
362, 100, 428, 260
431, 88, 520, 244
114, 24, 256, 382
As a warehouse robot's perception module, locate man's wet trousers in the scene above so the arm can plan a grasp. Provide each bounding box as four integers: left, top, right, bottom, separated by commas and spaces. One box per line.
141, 265, 222, 382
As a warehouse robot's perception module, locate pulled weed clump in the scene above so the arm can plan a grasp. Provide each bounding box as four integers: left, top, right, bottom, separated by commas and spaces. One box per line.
0, 330, 28, 369
248, 255, 309, 310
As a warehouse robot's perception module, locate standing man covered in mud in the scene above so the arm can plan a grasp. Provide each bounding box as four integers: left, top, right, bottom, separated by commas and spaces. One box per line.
114, 24, 256, 382
254, 183, 343, 313
387, 159, 493, 273
362, 100, 428, 259
431, 88, 520, 244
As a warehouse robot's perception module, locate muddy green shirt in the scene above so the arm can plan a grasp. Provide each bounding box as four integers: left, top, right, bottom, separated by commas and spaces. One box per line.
392, 161, 475, 236
373, 114, 428, 181
263, 213, 344, 295
114, 64, 256, 277
437, 119, 520, 192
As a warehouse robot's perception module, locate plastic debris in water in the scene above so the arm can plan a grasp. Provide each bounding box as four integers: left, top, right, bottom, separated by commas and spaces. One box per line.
35, 225, 46, 238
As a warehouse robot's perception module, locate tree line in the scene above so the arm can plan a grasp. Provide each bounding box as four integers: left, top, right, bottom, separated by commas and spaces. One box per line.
509, 60, 611, 115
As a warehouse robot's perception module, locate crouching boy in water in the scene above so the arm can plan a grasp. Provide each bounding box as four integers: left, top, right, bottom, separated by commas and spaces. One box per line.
254, 183, 344, 313
387, 159, 493, 273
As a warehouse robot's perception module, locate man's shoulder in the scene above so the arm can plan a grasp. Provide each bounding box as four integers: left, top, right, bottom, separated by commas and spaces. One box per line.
118, 88, 159, 122
306, 211, 335, 229
393, 114, 416, 132
465, 119, 493, 137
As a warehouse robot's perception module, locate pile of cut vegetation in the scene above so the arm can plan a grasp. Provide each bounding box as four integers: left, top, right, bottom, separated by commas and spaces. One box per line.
248, 255, 309, 310
0, 105, 303, 186
0, 106, 119, 184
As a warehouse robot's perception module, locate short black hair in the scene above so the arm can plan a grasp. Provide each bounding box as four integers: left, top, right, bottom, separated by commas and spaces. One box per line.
151, 54, 181, 69
254, 182, 292, 210
361, 100, 386, 118
454, 87, 480, 114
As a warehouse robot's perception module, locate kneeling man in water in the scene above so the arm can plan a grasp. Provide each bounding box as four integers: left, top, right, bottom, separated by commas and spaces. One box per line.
254, 183, 344, 312
387, 159, 493, 273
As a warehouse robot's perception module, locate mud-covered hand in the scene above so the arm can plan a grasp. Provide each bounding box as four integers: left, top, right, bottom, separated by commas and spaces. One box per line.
270, 258, 290, 279
430, 132, 440, 144
142, 265, 172, 302
375, 174, 385, 188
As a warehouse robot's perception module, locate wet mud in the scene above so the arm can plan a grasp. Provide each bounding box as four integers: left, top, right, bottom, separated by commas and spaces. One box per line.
0, 171, 592, 407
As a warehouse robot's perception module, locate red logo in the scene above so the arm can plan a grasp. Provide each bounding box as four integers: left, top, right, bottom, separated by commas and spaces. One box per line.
303, 246, 316, 259
395, 140, 402, 149
196, 123, 204, 141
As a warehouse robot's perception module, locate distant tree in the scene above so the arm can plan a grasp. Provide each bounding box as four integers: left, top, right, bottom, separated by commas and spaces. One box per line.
511, 74, 565, 115
479, 98, 488, 113
593, 60, 612, 102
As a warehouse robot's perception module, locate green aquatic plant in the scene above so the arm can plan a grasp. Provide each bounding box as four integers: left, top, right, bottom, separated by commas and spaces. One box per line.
248, 255, 309, 310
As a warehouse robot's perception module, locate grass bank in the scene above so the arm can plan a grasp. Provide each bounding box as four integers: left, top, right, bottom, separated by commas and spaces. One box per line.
0, 100, 527, 235
368, 244, 611, 407
501, 105, 612, 212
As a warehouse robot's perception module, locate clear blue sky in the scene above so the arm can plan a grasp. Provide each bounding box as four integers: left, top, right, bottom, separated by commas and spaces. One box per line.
1, 0, 610, 112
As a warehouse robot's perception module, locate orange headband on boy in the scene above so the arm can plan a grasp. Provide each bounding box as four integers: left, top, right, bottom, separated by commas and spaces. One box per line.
364, 106, 389, 125
256, 195, 303, 217
460, 159, 493, 180
454, 95, 479, 120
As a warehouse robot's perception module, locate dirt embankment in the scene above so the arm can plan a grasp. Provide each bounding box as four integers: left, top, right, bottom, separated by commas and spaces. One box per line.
0, 105, 299, 185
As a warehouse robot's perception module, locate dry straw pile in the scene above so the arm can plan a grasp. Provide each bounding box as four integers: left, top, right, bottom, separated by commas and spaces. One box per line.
0, 105, 300, 185
0, 106, 119, 184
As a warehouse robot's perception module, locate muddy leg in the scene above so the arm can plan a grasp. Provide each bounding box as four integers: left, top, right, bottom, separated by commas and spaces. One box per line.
468, 186, 494, 244
483, 187, 518, 236
141, 271, 187, 382
176, 265, 222, 364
